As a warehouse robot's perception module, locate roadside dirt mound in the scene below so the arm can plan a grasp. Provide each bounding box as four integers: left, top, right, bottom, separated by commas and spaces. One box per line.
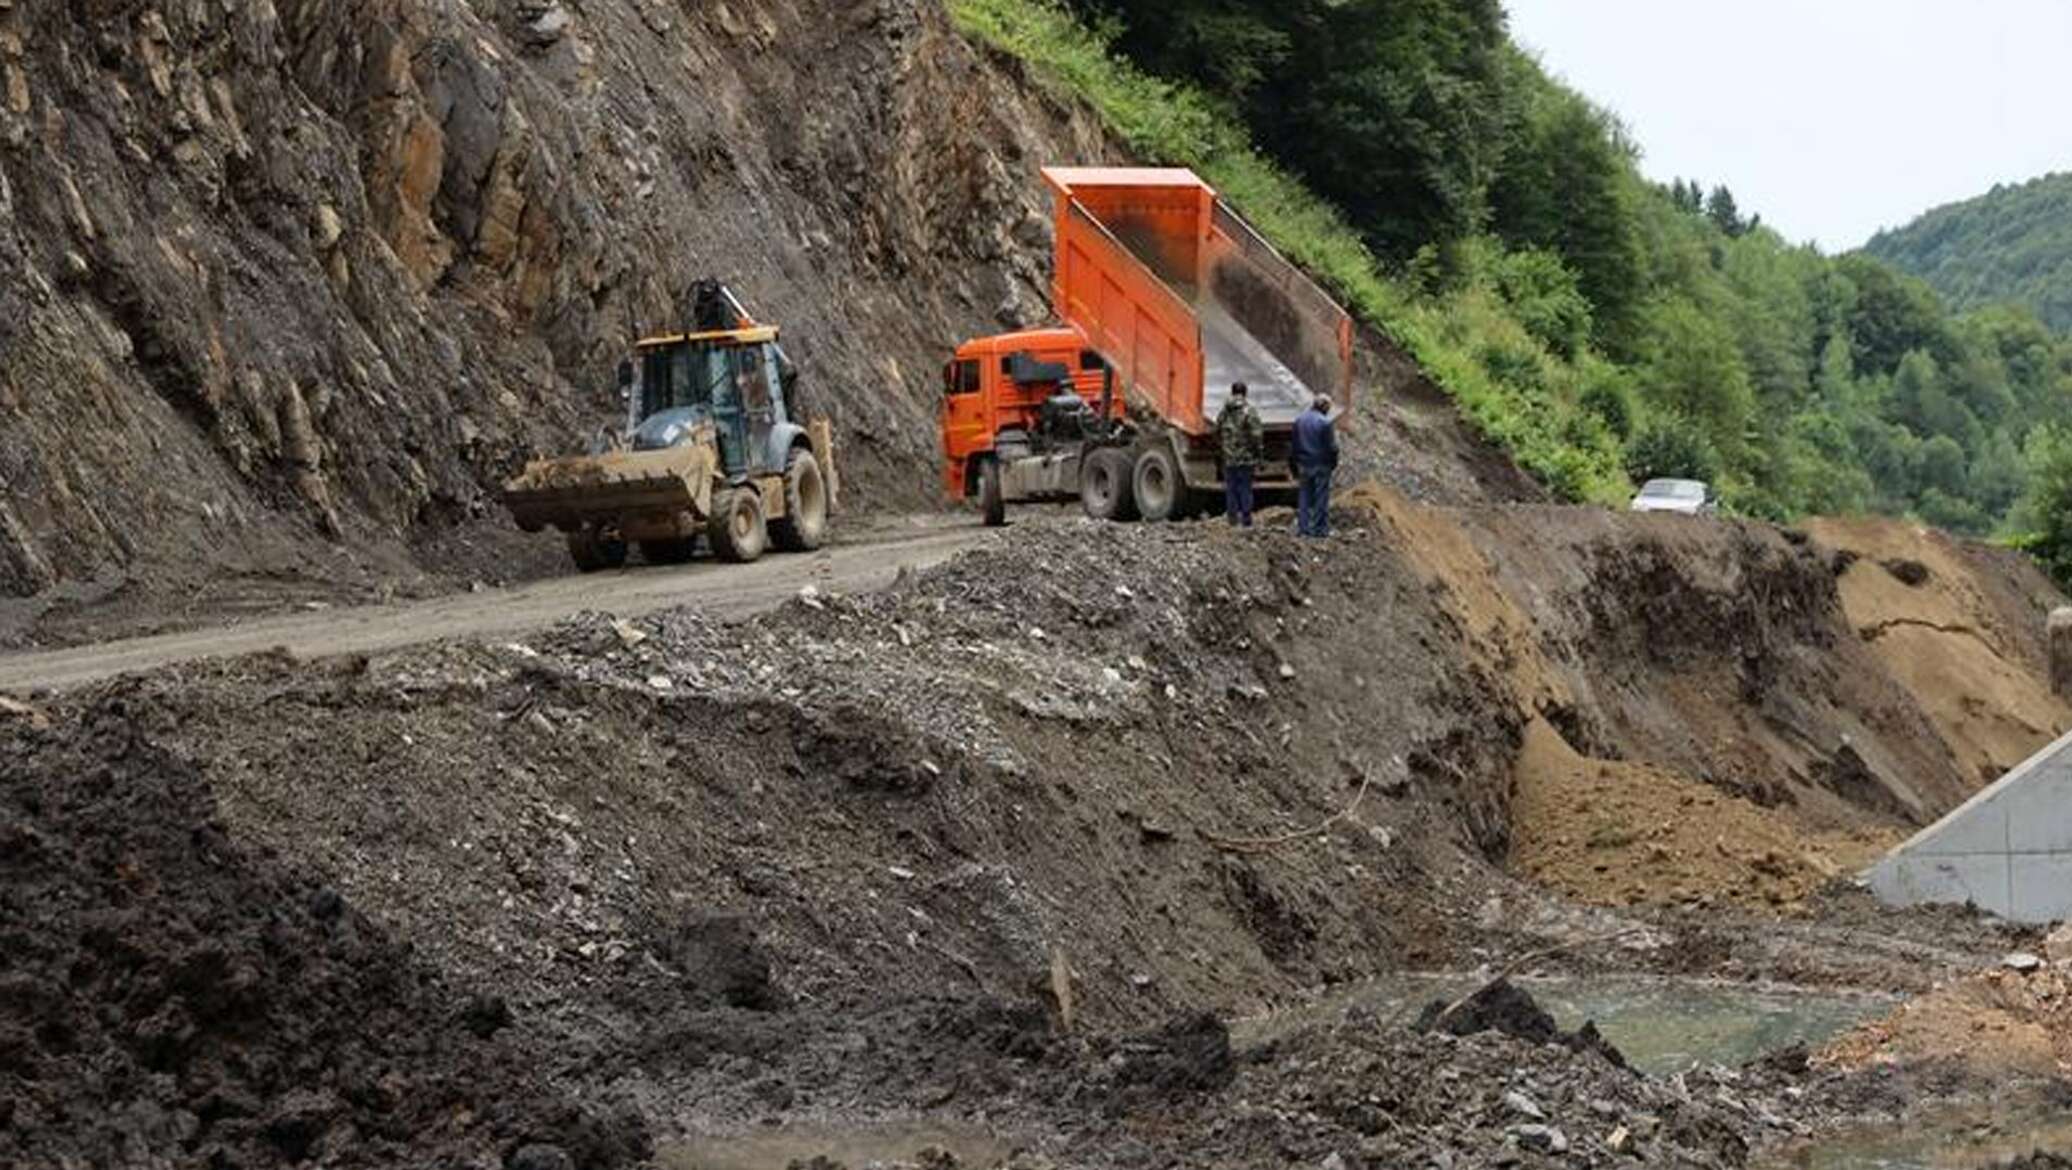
1803, 516, 2069, 783
0, 701, 648, 1169
1509, 718, 1894, 910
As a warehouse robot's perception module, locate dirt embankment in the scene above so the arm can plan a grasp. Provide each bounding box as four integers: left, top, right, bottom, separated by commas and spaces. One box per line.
1351, 488, 2067, 910
1803, 516, 2069, 784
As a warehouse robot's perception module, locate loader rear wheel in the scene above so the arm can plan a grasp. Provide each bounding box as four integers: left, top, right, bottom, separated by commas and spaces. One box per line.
708, 489, 768, 563
1132, 445, 1184, 523
771, 448, 830, 552
641, 537, 697, 565
568, 528, 628, 573
977, 457, 1006, 528
1080, 448, 1138, 522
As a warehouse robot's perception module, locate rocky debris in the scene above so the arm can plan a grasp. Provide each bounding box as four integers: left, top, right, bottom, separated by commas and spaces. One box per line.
0, 693, 46, 729
1417, 979, 1629, 1069
2005, 951, 2045, 973
1, 515, 2051, 1166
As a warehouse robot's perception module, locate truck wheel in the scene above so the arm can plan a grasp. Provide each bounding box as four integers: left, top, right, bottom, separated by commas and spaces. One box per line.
1133, 445, 1184, 522
1080, 448, 1139, 522
568, 528, 628, 573
977, 457, 1006, 527
707, 489, 768, 563
641, 538, 696, 565
771, 448, 830, 552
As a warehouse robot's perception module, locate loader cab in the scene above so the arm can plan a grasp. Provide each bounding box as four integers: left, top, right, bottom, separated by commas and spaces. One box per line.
633, 327, 789, 476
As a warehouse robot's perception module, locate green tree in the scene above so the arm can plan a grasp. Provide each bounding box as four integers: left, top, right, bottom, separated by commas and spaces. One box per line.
1706, 185, 1745, 237
1638, 296, 1755, 457
1487, 62, 1646, 350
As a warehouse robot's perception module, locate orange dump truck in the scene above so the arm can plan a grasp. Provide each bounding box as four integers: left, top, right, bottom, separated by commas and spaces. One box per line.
941, 167, 1353, 524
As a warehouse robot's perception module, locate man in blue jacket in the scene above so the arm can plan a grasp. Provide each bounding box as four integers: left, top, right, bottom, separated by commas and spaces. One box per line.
1290, 395, 1339, 538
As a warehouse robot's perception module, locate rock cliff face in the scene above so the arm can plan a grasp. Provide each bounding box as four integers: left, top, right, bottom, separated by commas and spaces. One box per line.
0, 0, 1105, 598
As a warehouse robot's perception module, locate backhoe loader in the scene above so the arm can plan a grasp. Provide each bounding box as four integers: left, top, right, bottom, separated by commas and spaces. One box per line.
504, 281, 838, 571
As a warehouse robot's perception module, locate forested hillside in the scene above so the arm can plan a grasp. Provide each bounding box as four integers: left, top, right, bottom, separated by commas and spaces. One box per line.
953, 0, 2072, 540
1865, 173, 2072, 334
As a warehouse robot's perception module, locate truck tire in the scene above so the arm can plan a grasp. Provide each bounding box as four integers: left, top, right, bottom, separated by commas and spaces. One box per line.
977, 457, 1006, 527
1080, 448, 1139, 522
568, 528, 628, 573
1132, 445, 1185, 523
707, 488, 768, 563
641, 538, 696, 565
771, 448, 830, 552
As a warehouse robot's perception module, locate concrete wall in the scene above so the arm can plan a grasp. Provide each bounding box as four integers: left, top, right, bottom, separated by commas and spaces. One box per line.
1866, 726, 2072, 923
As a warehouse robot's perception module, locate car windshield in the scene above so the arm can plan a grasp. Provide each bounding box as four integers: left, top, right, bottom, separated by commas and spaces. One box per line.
1639, 479, 1706, 501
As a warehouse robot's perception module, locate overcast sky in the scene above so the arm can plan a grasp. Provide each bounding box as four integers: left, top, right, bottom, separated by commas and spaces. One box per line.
1503, 1, 2072, 252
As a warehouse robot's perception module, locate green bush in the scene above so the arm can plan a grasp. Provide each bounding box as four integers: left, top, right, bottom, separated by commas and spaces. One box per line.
1577, 362, 1638, 440
1624, 416, 1723, 485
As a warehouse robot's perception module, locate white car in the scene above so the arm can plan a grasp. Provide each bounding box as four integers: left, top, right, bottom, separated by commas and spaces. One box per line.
1629, 478, 1717, 515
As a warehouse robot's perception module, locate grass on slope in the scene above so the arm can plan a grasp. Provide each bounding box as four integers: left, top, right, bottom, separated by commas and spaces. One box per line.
948, 0, 1628, 503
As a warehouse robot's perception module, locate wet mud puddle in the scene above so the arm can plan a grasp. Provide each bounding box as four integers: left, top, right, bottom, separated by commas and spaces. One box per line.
1236, 973, 1896, 1077
1757, 1100, 2072, 1169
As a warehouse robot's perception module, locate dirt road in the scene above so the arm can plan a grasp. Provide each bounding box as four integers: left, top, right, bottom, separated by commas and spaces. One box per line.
0, 526, 991, 694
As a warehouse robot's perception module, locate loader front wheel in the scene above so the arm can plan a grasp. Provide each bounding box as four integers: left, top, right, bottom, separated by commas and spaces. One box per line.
568, 528, 628, 573
708, 489, 769, 563
977, 457, 1006, 528
1080, 448, 1138, 522
771, 449, 830, 552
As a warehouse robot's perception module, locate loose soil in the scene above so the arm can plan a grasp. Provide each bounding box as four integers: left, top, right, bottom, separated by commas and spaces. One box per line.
0, 700, 649, 1169
1510, 718, 1896, 910
1802, 516, 2070, 784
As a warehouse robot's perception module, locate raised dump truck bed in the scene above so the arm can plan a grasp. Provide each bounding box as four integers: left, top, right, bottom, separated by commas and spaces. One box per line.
940, 168, 1354, 525
1045, 166, 1352, 432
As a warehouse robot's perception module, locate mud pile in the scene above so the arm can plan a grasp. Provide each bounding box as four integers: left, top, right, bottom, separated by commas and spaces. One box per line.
0, 700, 648, 1169
1509, 717, 1894, 909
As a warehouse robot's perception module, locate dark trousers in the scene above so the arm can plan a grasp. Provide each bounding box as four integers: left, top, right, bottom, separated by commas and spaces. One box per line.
1224, 464, 1255, 527
1297, 467, 1333, 537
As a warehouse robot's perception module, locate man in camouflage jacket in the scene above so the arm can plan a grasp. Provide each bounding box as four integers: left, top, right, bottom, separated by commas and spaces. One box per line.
1216, 382, 1263, 527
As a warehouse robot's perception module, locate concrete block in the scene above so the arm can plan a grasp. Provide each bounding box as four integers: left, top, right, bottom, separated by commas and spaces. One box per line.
1907, 796, 2010, 856
2010, 853, 2072, 924
1868, 851, 2008, 913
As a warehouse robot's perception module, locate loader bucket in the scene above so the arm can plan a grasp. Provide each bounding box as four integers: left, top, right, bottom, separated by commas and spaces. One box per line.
502, 444, 717, 534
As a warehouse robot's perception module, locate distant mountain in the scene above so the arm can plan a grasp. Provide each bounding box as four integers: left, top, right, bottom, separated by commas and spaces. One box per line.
1863, 173, 2072, 332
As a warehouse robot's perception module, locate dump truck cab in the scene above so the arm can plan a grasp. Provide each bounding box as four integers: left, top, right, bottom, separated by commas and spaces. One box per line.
940, 327, 1122, 499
